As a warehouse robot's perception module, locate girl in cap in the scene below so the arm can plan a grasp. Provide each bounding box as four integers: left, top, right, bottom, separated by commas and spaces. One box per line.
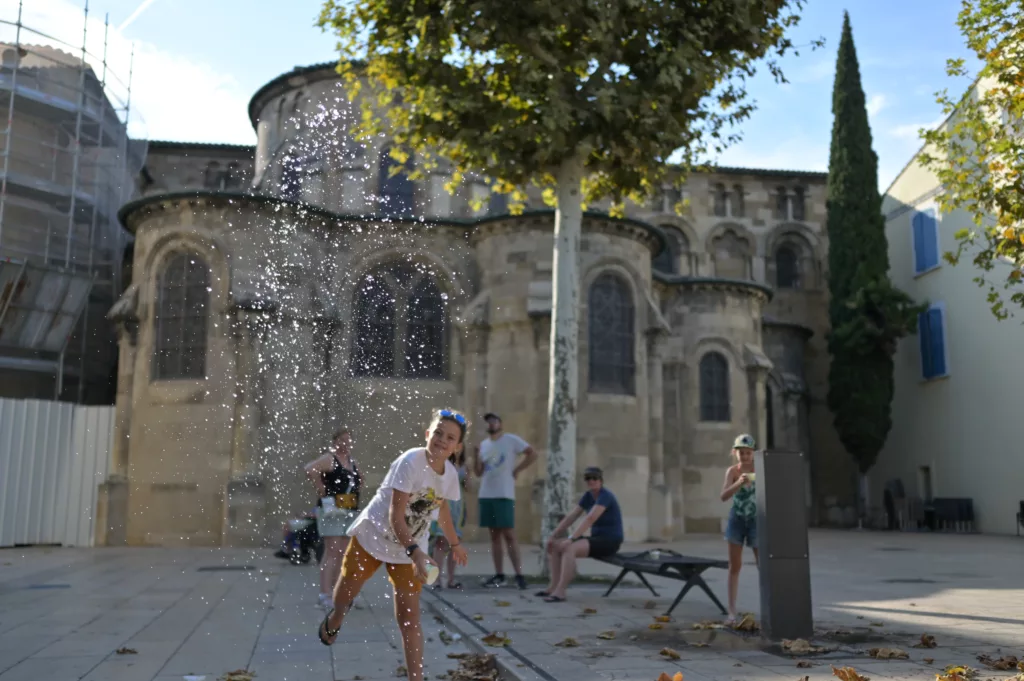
719, 433, 758, 625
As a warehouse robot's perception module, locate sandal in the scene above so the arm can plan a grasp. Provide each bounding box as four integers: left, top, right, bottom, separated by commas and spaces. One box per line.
447, 581, 463, 589
534, 590, 551, 598
318, 609, 340, 646
543, 595, 566, 603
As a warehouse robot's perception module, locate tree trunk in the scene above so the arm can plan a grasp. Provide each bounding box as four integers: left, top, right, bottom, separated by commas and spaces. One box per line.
540, 155, 584, 575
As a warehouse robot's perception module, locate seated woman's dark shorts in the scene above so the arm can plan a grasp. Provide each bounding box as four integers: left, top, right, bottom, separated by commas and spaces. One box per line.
580, 535, 622, 559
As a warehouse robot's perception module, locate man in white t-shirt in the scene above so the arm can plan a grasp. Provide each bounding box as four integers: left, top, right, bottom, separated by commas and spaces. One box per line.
318, 408, 469, 681
473, 412, 536, 589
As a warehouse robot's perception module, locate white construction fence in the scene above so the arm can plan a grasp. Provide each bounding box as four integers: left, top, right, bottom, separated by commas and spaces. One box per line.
0, 398, 114, 547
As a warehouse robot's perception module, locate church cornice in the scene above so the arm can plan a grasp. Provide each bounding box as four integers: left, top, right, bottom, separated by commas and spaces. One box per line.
470, 210, 666, 255
762, 316, 815, 338
653, 272, 773, 303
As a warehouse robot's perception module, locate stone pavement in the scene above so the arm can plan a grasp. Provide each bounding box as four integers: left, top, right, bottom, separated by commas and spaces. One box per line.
423, 529, 1024, 681
0, 545, 476, 681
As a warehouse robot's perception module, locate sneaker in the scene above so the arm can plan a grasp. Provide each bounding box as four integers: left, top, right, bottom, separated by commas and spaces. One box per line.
514, 575, 528, 590
482, 574, 506, 588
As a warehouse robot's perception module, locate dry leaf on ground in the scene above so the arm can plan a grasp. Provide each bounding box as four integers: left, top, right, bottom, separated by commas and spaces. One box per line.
831, 666, 870, 681
689, 642, 709, 648
472, 614, 484, 621
936, 665, 979, 681
797, 661, 813, 668
446, 653, 470, 660
924, 658, 935, 665
654, 615, 672, 623
977, 655, 1020, 671
481, 632, 511, 647
656, 673, 683, 681
395, 666, 407, 677
659, 648, 681, 660
449, 653, 498, 681
692, 620, 723, 630
869, 622, 885, 627
597, 631, 616, 640
115, 647, 137, 655
734, 614, 759, 632
649, 623, 664, 630
494, 600, 511, 607
868, 647, 909, 660
583, 607, 597, 614
783, 639, 820, 655
554, 637, 579, 648
439, 631, 454, 645
643, 600, 657, 609
219, 672, 255, 681
914, 634, 938, 649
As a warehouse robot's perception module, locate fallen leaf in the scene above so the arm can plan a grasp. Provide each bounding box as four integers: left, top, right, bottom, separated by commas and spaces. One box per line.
115, 647, 137, 655
909, 603, 916, 606
924, 658, 935, 665
588, 651, 613, 659
644, 600, 657, 609
977, 655, 1019, 671
914, 634, 938, 649
868, 647, 909, 660
439, 631, 454, 645
649, 623, 664, 630
734, 614, 759, 632
554, 637, 579, 648
354, 676, 364, 680
831, 666, 870, 681
472, 614, 484, 621
783, 639, 820, 655
434, 616, 445, 624
937, 665, 979, 681
494, 601, 511, 607
797, 661, 813, 668
219, 672, 255, 681
656, 672, 684, 681
692, 620, 723, 630
654, 615, 672, 623
583, 607, 598, 614
660, 647, 681, 660
597, 631, 616, 640
446, 653, 470, 659
395, 666, 408, 678
690, 642, 709, 648
448, 653, 498, 681
868, 622, 884, 627
733, 662, 742, 667
481, 632, 511, 647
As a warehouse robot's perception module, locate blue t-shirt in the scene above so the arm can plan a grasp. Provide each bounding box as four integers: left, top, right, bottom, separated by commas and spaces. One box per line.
578, 488, 623, 541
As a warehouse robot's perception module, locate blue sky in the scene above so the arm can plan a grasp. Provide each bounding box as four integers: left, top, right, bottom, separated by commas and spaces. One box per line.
5, 0, 978, 191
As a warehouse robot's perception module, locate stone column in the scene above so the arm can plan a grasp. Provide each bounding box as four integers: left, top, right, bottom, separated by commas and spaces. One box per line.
743, 344, 773, 450
96, 322, 137, 547
646, 330, 672, 540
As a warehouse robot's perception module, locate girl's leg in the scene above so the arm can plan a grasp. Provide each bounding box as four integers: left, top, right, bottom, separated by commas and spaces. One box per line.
321, 540, 375, 642
320, 536, 343, 598
548, 540, 589, 599
726, 541, 743, 622
394, 587, 425, 681
446, 545, 458, 586
431, 537, 449, 586
544, 541, 563, 593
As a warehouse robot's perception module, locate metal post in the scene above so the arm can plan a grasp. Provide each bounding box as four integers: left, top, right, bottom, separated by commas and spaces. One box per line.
0, 0, 24, 247
755, 449, 814, 640
64, 0, 90, 267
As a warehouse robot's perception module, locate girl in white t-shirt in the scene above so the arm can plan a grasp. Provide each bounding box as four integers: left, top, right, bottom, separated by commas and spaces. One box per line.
317, 408, 469, 681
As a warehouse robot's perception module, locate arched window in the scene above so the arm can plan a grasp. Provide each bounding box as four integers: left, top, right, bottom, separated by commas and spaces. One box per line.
203, 161, 223, 190
712, 183, 728, 217
699, 351, 730, 422
350, 261, 448, 378
730, 184, 745, 218
224, 162, 241, 190
792, 187, 807, 221
378, 148, 415, 216
775, 244, 801, 289
774, 186, 789, 220
588, 273, 635, 394
280, 152, 302, 201
153, 252, 210, 381
653, 227, 691, 275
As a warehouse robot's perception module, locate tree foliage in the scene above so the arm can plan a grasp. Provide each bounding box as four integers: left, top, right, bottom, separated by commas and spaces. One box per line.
918, 0, 1024, 320
317, 0, 817, 210
826, 13, 927, 476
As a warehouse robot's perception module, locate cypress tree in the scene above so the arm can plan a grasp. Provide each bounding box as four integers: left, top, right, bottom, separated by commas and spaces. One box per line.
825, 12, 926, 518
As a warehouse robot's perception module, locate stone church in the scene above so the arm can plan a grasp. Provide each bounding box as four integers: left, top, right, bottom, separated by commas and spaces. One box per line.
96, 61, 858, 548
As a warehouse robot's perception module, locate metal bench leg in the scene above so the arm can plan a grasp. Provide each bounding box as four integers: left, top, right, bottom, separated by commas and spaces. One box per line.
665, 572, 728, 617
635, 571, 659, 597
602, 568, 630, 597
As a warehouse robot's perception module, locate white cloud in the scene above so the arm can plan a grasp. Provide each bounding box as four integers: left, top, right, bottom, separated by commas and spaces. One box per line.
888, 116, 945, 140
866, 93, 887, 117
0, 0, 255, 144
713, 139, 830, 174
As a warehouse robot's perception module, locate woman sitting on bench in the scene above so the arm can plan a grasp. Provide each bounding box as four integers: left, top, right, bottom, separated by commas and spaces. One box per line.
537, 466, 623, 603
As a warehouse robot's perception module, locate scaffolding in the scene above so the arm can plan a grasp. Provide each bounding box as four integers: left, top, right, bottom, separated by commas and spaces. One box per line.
0, 0, 147, 403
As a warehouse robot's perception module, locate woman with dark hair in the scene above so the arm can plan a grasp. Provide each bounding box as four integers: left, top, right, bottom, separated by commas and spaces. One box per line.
317, 408, 469, 681
305, 429, 361, 610
429, 447, 468, 588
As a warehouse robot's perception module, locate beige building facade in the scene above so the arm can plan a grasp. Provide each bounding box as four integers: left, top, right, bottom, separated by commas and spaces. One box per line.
870, 119, 1024, 536
96, 62, 858, 548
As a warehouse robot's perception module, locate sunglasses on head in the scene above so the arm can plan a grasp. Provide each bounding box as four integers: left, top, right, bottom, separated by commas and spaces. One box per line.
439, 409, 466, 426
584, 475, 600, 481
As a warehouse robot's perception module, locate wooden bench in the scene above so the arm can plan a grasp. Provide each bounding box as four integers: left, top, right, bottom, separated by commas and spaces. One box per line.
595, 549, 729, 616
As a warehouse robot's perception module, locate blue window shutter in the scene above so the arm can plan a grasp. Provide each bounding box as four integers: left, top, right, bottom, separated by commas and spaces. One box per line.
927, 308, 946, 377
923, 208, 939, 269
919, 311, 933, 378
912, 212, 926, 272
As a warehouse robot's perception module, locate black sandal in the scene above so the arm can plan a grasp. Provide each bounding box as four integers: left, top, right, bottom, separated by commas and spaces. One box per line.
448, 581, 463, 590
543, 595, 565, 603
318, 609, 340, 646
534, 590, 550, 598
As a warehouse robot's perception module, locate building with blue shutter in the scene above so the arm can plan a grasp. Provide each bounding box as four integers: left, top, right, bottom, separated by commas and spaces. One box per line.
873, 132, 1023, 535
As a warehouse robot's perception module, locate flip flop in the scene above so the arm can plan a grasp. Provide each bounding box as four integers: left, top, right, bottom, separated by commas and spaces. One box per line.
534, 590, 550, 598
542, 595, 565, 603
318, 609, 340, 646
447, 581, 463, 589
